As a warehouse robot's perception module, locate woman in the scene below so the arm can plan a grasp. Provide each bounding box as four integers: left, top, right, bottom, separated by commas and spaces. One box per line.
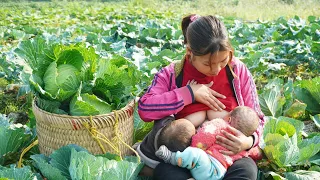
137, 14, 265, 180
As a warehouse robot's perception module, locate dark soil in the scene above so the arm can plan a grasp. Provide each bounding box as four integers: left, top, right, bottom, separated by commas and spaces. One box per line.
303, 120, 319, 134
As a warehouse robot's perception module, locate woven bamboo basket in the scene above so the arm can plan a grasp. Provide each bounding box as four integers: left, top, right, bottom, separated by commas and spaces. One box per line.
32, 99, 135, 156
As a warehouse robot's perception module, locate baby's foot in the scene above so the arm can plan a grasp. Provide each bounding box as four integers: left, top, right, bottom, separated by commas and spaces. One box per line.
155, 145, 173, 163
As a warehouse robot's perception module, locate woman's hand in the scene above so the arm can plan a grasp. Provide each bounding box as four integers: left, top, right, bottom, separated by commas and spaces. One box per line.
215, 126, 253, 155
189, 81, 226, 111
187, 79, 198, 85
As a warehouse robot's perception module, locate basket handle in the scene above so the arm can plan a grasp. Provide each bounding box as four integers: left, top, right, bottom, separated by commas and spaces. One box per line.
83, 112, 140, 163
17, 139, 39, 168
113, 110, 141, 163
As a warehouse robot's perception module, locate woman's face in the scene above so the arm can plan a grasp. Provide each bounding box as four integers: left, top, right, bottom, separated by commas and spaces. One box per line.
190, 50, 231, 76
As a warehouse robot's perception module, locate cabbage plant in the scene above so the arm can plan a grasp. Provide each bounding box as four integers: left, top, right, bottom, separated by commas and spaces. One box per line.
15, 38, 142, 116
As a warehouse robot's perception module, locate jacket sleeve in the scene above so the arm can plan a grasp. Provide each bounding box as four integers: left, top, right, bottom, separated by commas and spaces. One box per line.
138, 65, 194, 122
239, 64, 265, 148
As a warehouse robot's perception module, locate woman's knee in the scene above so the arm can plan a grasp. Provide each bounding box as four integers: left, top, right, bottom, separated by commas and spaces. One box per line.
223, 157, 258, 180
153, 162, 192, 180
139, 165, 154, 177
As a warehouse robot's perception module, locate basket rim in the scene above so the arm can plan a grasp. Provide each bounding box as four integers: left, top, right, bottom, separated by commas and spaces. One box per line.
32, 98, 135, 118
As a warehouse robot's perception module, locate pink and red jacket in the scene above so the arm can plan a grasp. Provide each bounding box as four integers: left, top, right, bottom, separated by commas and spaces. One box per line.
138, 57, 265, 147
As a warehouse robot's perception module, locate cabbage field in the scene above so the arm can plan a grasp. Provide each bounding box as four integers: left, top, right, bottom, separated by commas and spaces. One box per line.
0, 1, 320, 180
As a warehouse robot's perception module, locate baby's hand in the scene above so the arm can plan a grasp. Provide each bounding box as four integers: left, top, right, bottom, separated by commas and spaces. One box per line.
187, 79, 198, 85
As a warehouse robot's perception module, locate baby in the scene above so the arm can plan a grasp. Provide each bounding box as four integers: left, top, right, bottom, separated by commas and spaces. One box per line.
156, 106, 260, 180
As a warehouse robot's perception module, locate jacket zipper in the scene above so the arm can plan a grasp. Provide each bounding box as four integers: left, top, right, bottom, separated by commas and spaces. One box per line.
232, 79, 240, 106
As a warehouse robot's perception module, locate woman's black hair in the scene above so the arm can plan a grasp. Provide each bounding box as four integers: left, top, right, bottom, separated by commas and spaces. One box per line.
157, 120, 193, 152
181, 15, 233, 57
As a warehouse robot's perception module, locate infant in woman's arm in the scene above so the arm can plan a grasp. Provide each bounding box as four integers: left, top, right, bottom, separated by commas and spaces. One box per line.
155, 106, 261, 180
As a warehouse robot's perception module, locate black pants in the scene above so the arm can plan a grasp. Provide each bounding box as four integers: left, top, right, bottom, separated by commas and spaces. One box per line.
153, 157, 258, 180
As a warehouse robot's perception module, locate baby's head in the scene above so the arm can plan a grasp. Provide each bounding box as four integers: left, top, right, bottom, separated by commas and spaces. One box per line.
157, 119, 195, 152
227, 106, 259, 136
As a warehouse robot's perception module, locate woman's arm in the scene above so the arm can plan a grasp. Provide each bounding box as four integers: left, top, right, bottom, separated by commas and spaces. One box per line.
138, 65, 194, 122
138, 64, 227, 122
238, 64, 265, 148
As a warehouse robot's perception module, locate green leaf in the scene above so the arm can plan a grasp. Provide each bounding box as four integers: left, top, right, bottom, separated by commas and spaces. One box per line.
264, 171, 286, 180
308, 16, 316, 23
50, 145, 88, 179
36, 97, 67, 114
285, 170, 320, 180
283, 100, 307, 119
70, 94, 99, 116
283, 79, 294, 110
11, 29, 25, 40
29, 73, 56, 100
158, 49, 177, 59
263, 117, 303, 138
309, 165, 320, 172
277, 116, 305, 133
56, 64, 79, 86
69, 150, 105, 180
14, 38, 55, 78
262, 117, 320, 168
264, 133, 300, 167
133, 108, 153, 143
0, 114, 10, 127
70, 85, 111, 116
310, 114, 320, 129
276, 121, 296, 137
272, 30, 282, 41
307, 133, 320, 139
309, 153, 320, 165
0, 126, 32, 165
94, 55, 140, 109
31, 154, 66, 180
57, 77, 79, 102
30, 72, 43, 88
0, 165, 39, 180
100, 157, 143, 180
300, 77, 320, 104
43, 62, 59, 96
294, 87, 320, 114
31, 144, 88, 180
296, 136, 320, 164
263, 145, 281, 167
56, 64, 80, 101
96, 56, 138, 87
81, 93, 112, 114
79, 46, 97, 83
264, 133, 285, 146
259, 79, 286, 117
263, 117, 306, 167
280, 134, 300, 166
69, 149, 143, 180
97, 153, 122, 161
110, 39, 126, 53
57, 49, 84, 71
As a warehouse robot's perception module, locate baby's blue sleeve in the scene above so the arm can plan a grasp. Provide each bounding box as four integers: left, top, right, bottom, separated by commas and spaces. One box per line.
175, 147, 226, 180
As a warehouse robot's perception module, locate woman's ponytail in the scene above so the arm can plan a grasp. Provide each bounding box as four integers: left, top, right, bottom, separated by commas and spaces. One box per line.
181, 14, 198, 44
